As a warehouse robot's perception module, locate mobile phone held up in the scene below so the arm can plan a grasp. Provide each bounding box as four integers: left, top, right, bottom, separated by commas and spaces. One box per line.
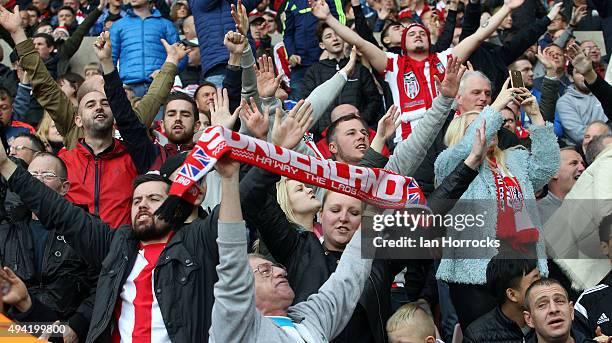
509, 70, 524, 89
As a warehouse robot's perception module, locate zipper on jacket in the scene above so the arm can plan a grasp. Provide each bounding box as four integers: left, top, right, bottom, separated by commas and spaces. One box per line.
94, 157, 100, 215
141, 18, 145, 82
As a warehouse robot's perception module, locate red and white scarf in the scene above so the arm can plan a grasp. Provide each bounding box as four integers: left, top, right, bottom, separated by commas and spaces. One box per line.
167, 126, 425, 209
389, 24, 448, 141
489, 159, 539, 251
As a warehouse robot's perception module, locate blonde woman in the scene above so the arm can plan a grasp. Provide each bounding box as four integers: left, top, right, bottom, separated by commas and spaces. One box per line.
36, 111, 65, 154
434, 80, 560, 328
276, 177, 323, 239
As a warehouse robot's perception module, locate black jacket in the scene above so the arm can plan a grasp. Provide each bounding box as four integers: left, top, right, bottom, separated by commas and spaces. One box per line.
464, 306, 531, 343
240, 160, 478, 343
526, 328, 597, 343
302, 58, 383, 137
0, 205, 97, 340
7, 166, 221, 343
574, 274, 612, 339
460, 1, 551, 97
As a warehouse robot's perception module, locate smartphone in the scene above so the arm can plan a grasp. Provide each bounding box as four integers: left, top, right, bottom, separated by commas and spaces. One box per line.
509, 70, 524, 89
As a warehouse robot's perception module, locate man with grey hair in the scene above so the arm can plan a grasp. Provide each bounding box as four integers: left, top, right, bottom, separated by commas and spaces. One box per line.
456, 70, 493, 114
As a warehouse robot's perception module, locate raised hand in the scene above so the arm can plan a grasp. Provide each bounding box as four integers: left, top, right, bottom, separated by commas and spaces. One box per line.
520, 89, 541, 117
492, 77, 522, 112
546, 2, 562, 21
271, 100, 313, 149
93, 31, 112, 62
0, 266, 30, 313
230, 0, 249, 36
215, 155, 241, 179
503, 0, 525, 10
223, 31, 247, 55
210, 88, 241, 129
570, 5, 587, 27
567, 43, 594, 75
536, 45, 555, 71
255, 55, 282, 98
435, 56, 466, 98
239, 97, 270, 140
465, 119, 488, 170
0, 5, 23, 34
309, 0, 331, 21
371, 105, 400, 153
340, 46, 358, 77
98, 0, 108, 10
162, 38, 190, 65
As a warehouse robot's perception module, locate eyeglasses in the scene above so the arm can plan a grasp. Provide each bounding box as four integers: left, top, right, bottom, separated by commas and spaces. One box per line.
253, 262, 287, 278
30, 171, 65, 181
10, 145, 40, 153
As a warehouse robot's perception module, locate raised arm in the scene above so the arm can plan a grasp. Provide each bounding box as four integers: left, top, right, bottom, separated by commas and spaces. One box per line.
58, 4, 104, 60
385, 57, 465, 176
453, 0, 524, 60
1, 6, 78, 148
210, 156, 260, 343
311, 0, 388, 73
0, 148, 114, 270
568, 43, 612, 120
291, 228, 373, 340
536, 47, 560, 123
92, 32, 160, 173
432, 0, 458, 53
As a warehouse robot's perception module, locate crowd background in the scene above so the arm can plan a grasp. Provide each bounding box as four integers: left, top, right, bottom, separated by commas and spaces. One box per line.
0, 0, 610, 341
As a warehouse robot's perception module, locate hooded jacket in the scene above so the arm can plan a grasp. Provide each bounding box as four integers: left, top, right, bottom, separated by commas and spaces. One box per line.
60, 139, 139, 228
302, 58, 382, 137
556, 85, 608, 146
463, 306, 532, 343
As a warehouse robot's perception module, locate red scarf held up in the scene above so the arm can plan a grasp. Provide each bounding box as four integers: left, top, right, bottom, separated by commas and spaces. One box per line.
396, 23, 447, 140
168, 126, 426, 209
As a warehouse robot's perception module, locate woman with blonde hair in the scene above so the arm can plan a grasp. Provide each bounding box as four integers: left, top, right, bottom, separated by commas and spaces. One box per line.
276, 177, 323, 238
434, 80, 560, 328
36, 111, 65, 155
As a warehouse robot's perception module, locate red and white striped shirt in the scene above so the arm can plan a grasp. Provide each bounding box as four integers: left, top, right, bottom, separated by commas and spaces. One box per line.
112, 242, 171, 343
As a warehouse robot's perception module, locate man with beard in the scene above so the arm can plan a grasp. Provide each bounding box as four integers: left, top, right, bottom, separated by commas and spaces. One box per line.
0, 135, 222, 342
94, 31, 201, 171
557, 63, 609, 146
310, 0, 525, 143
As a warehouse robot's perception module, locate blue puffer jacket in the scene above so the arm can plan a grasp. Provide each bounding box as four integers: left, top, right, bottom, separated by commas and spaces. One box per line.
190, 0, 259, 75
110, 8, 180, 85
434, 106, 560, 285
282, 0, 346, 67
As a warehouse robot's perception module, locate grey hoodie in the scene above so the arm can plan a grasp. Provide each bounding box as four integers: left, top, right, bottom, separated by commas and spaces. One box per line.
209, 221, 373, 343
556, 85, 608, 146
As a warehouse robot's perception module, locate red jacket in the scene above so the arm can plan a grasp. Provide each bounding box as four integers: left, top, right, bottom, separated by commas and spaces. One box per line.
60, 139, 137, 228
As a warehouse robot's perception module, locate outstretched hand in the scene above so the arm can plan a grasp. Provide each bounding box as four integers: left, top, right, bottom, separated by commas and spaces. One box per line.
340, 46, 358, 77
375, 105, 400, 142
271, 100, 313, 149
309, 0, 332, 21
435, 56, 466, 98
0, 5, 23, 34
93, 31, 112, 62
162, 38, 190, 65
240, 97, 270, 140
255, 55, 282, 98
546, 2, 562, 21
503, 0, 525, 10
210, 88, 241, 129
567, 43, 594, 76
0, 266, 31, 313
570, 5, 587, 27
231, 0, 249, 36
491, 77, 522, 112
464, 119, 488, 170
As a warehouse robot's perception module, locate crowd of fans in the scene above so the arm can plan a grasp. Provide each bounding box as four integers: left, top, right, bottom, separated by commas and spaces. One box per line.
0, 0, 610, 341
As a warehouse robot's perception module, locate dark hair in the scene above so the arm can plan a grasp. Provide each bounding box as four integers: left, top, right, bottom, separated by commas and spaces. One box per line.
58, 72, 85, 92
32, 32, 55, 48
105, 13, 122, 23
194, 81, 217, 101
524, 278, 567, 310
164, 92, 198, 120
316, 22, 332, 43
586, 133, 612, 165
14, 132, 46, 154
381, 21, 402, 49
486, 257, 538, 305
133, 174, 172, 191
0, 86, 13, 104
26, 5, 40, 16
326, 114, 368, 144
33, 151, 68, 179
600, 214, 612, 243
57, 5, 75, 15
